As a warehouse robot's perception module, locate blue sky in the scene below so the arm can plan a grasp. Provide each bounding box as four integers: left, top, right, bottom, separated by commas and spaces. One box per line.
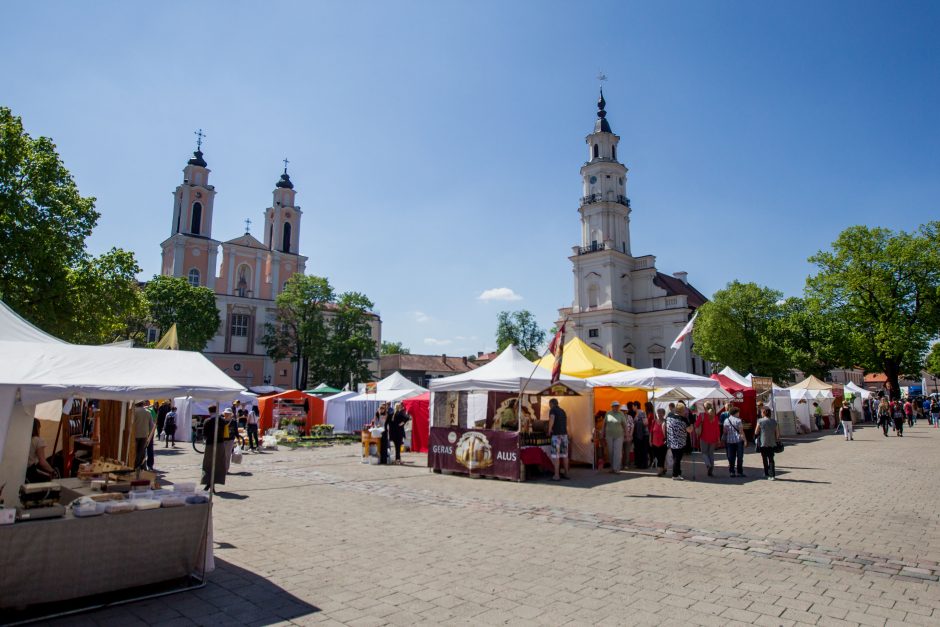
5, 1, 939, 355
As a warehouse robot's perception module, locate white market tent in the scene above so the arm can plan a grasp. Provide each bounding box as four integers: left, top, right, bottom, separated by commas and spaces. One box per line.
586, 367, 721, 390
718, 366, 751, 388
844, 381, 871, 416
787, 375, 834, 430
429, 345, 587, 393
344, 372, 427, 432
322, 390, 358, 432
0, 306, 245, 502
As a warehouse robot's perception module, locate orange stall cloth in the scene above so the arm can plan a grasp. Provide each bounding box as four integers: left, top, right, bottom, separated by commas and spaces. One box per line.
592, 387, 648, 415
258, 390, 324, 433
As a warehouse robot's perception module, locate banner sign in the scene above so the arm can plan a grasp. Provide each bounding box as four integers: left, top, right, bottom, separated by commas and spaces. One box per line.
428, 427, 520, 481
539, 383, 581, 397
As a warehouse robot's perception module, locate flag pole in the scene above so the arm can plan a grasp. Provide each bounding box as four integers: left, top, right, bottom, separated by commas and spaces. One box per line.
514, 317, 569, 428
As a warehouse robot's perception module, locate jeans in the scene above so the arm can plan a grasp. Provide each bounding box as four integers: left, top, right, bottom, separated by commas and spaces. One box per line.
700, 442, 717, 470
759, 447, 776, 477
842, 420, 853, 440
606, 435, 624, 470
726, 441, 744, 475
671, 448, 685, 477
880, 418, 890, 436
246, 423, 259, 449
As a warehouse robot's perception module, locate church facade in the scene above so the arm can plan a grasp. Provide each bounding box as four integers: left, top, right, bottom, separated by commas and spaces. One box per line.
557, 92, 710, 375
159, 146, 381, 388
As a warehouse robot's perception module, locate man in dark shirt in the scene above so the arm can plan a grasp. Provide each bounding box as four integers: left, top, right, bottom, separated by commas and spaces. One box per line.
548, 399, 569, 481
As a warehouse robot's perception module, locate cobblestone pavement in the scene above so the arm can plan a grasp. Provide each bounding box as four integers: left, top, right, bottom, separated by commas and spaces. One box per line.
45, 422, 940, 626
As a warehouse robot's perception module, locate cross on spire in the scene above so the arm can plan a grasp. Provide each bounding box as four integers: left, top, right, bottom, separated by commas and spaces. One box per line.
194, 128, 206, 151
597, 71, 607, 85
282, 157, 289, 174
244, 218, 252, 233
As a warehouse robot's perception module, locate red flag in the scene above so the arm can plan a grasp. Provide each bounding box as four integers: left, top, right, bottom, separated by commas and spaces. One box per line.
549, 322, 566, 384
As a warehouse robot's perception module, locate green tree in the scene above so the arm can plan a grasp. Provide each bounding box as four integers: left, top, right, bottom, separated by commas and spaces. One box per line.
144, 275, 220, 351
495, 310, 546, 360
807, 223, 940, 398
692, 281, 791, 380
68, 248, 149, 345
774, 296, 850, 380
381, 340, 410, 355
925, 343, 940, 379
325, 292, 378, 388
0, 108, 147, 343
261, 274, 333, 389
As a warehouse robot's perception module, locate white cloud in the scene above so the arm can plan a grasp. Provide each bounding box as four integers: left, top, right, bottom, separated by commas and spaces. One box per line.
424, 337, 453, 346
413, 310, 431, 323
478, 287, 523, 302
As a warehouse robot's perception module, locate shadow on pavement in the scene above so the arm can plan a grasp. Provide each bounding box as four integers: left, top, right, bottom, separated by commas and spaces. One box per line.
214, 491, 249, 500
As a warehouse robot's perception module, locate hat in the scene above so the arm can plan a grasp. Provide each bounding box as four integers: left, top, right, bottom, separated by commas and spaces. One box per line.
222, 408, 234, 416
611, 401, 621, 407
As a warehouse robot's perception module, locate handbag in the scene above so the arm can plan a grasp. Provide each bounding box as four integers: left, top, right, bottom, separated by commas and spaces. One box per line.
773, 442, 784, 454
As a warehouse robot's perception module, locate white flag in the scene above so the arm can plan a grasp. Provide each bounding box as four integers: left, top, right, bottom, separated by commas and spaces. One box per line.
670, 312, 698, 350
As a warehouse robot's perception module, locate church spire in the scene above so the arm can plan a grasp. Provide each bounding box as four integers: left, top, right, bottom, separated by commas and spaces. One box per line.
594, 88, 612, 134
188, 128, 208, 167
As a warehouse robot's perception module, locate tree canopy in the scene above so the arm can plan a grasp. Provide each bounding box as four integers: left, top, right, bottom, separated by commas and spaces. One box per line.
381, 341, 410, 355
806, 223, 940, 397
0, 106, 145, 342
144, 275, 220, 351
495, 310, 546, 360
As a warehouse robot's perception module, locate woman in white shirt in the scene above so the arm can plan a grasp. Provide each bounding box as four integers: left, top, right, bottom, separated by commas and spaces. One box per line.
27, 419, 55, 482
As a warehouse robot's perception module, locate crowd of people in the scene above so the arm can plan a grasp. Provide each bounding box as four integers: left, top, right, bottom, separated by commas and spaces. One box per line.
368, 401, 412, 465
594, 400, 782, 481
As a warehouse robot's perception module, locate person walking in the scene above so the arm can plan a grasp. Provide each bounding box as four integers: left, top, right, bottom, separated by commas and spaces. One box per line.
666, 403, 693, 480
163, 406, 178, 447
547, 399, 570, 480
932, 397, 940, 428
221, 408, 238, 474
695, 402, 721, 477
878, 399, 891, 436
904, 399, 914, 427
891, 400, 905, 436
390, 402, 411, 465
201, 406, 228, 492
603, 401, 628, 473
246, 405, 260, 451
812, 402, 824, 432
840, 402, 854, 441
649, 407, 668, 476
132, 400, 155, 472
754, 407, 780, 480
722, 407, 747, 477
622, 402, 635, 469
632, 402, 651, 469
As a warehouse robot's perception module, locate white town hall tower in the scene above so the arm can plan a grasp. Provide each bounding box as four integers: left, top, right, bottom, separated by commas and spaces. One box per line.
558, 90, 710, 375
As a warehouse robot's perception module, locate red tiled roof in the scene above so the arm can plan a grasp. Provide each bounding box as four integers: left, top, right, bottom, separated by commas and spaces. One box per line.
653, 272, 708, 309
864, 373, 888, 383
380, 353, 478, 374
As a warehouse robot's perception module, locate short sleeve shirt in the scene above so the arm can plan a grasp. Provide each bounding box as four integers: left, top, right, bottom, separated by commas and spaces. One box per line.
723, 416, 743, 443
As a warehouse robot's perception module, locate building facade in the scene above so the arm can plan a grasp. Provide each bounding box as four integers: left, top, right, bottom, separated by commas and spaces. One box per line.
557, 91, 710, 374
160, 147, 380, 388
379, 353, 478, 388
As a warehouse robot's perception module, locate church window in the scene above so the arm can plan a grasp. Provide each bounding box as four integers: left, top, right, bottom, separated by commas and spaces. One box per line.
282, 222, 292, 253
653, 358, 663, 368
612, 145, 616, 160
188, 268, 200, 287
592, 144, 599, 159
625, 358, 633, 367
230, 314, 250, 338
191, 202, 202, 235
588, 328, 599, 338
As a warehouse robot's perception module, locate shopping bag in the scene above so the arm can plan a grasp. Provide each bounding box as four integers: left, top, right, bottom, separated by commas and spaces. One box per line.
665, 449, 674, 472
231, 445, 243, 464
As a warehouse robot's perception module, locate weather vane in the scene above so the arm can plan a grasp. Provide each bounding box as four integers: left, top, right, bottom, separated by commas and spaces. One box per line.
282, 157, 289, 174
244, 218, 252, 233
597, 71, 608, 85
194, 128, 206, 151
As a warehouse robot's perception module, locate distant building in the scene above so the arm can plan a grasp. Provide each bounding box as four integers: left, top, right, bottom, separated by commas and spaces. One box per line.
470, 351, 498, 366
826, 368, 864, 386
557, 90, 710, 374
379, 353, 477, 388
159, 144, 381, 388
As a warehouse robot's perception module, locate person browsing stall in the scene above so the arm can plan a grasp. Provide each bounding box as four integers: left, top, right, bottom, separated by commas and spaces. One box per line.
603, 401, 628, 473
26, 419, 55, 482
133, 400, 155, 471
547, 399, 570, 481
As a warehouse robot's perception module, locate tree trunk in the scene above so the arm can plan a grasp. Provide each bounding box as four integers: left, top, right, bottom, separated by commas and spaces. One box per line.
883, 360, 902, 400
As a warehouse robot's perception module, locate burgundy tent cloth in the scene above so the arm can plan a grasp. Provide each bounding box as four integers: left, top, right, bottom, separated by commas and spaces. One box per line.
710, 373, 757, 426
403, 392, 430, 453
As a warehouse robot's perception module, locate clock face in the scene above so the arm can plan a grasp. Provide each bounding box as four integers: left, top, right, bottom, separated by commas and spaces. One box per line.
589, 176, 597, 184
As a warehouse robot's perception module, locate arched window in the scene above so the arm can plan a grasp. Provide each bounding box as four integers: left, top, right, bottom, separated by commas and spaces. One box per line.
592, 144, 599, 159
188, 268, 201, 287
268, 224, 273, 249
282, 222, 291, 253
191, 202, 202, 235
612, 145, 616, 161
587, 284, 599, 308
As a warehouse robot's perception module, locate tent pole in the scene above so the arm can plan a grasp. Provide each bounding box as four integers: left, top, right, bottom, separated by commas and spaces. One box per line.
515, 316, 569, 427
117, 401, 127, 461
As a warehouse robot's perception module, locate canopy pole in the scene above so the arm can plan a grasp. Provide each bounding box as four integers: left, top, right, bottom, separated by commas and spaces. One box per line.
117, 401, 127, 461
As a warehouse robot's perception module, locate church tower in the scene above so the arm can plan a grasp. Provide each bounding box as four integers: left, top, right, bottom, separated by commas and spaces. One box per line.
160, 131, 220, 290
262, 163, 306, 298
560, 90, 709, 373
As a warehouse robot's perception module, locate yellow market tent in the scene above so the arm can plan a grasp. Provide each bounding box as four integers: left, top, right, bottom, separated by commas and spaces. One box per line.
154, 324, 179, 350
535, 337, 635, 378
